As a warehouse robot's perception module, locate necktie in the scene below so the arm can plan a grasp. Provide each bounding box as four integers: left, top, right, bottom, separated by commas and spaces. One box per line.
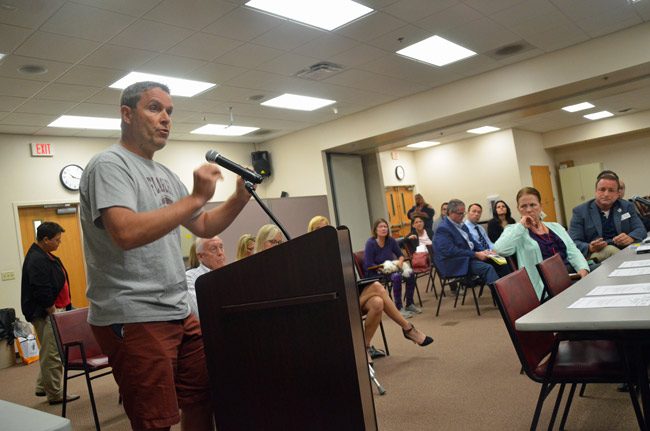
475, 225, 489, 250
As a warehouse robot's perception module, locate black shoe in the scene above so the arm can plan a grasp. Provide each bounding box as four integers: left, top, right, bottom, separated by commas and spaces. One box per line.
49, 394, 80, 405
403, 324, 434, 346
35, 390, 46, 397
368, 345, 386, 359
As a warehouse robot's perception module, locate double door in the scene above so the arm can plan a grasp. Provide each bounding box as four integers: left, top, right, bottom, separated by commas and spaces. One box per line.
384, 186, 414, 238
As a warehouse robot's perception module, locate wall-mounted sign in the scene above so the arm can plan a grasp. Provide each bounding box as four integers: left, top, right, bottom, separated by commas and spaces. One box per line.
30, 142, 54, 157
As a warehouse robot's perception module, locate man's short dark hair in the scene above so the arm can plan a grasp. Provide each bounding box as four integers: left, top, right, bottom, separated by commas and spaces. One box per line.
120, 81, 170, 110
36, 222, 65, 242
447, 199, 465, 215
468, 203, 482, 212
595, 170, 619, 189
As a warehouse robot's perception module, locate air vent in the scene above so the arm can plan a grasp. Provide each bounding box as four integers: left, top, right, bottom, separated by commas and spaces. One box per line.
294, 62, 344, 80
249, 129, 274, 136
485, 41, 536, 60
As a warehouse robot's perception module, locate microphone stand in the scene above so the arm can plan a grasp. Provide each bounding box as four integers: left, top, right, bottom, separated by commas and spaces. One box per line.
244, 181, 291, 241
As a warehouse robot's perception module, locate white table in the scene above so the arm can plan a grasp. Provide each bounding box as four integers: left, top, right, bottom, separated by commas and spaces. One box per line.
516, 244, 650, 430
0, 399, 71, 431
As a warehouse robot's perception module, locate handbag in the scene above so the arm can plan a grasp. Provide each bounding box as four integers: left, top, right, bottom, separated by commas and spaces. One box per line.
411, 251, 429, 271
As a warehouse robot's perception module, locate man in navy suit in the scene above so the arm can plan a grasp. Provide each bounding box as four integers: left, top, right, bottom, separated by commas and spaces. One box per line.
569, 171, 647, 262
433, 199, 499, 284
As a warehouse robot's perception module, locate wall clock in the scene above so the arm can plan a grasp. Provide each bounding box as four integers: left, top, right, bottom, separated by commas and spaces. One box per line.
60, 164, 84, 191
395, 165, 405, 180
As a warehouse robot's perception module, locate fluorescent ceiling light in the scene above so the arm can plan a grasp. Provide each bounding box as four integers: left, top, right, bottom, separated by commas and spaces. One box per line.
48, 115, 120, 130
245, 0, 373, 31
467, 126, 500, 134
0, 53, 5, 60
562, 102, 594, 112
261, 93, 335, 111
109, 72, 216, 97
191, 124, 259, 136
397, 35, 476, 67
408, 141, 440, 149
584, 111, 613, 120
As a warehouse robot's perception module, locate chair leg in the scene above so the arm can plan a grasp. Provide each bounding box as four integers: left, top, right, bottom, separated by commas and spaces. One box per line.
379, 321, 389, 356
436, 284, 445, 317
428, 274, 438, 299
454, 284, 462, 308
415, 284, 423, 307
578, 383, 586, 397
470, 285, 481, 316
559, 383, 577, 431
531, 383, 552, 431
62, 360, 69, 418
84, 369, 102, 431
548, 383, 566, 431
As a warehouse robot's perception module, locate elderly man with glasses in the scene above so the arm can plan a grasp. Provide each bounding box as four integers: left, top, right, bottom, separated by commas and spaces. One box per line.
186, 236, 226, 319
433, 199, 500, 285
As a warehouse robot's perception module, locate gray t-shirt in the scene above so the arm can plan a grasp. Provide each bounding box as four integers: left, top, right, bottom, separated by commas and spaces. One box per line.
80, 144, 198, 325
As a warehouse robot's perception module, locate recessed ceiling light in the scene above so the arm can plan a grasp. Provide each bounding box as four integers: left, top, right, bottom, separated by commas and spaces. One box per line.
407, 141, 440, 149
48, 115, 121, 130
584, 111, 614, 120
191, 124, 259, 136
467, 126, 500, 134
18, 64, 48, 75
245, 0, 373, 31
261, 93, 335, 111
109, 72, 216, 97
397, 35, 476, 66
562, 102, 594, 112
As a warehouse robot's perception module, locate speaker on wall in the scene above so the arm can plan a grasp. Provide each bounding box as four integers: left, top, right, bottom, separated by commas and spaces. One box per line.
251, 151, 271, 177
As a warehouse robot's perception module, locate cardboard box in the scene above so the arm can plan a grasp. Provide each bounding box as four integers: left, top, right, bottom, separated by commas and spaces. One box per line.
0, 340, 16, 369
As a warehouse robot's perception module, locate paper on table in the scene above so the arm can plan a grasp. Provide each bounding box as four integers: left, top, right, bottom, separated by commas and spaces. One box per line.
569, 294, 650, 308
587, 283, 650, 296
618, 259, 650, 268
609, 267, 650, 277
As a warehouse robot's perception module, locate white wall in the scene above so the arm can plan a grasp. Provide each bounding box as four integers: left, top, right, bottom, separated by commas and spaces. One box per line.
0, 133, 254, 316
412, 130, 522, 217
378, 150, 418, 188
362, 153, 387, 224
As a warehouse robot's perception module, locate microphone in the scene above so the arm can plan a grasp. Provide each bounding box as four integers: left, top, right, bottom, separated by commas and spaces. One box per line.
205, 150, 263, 184
632, 195, 650, 207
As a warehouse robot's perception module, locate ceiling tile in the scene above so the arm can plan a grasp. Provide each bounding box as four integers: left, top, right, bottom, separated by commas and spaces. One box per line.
2, 112, 57, 126
324, 68, 426, 97
81, 44, 158, 70
84, 88, 123, 105
505, 10, 577, 38
0, 124, 42, 134
551, 0, 623, 21
111, 20, 194, 52
490, 0, 557, 28
329, 44, 388, 68
166, 32, 243, 61
442, 17, 521, 53
0, 77, 47, 97
383, 0, 458, 22
0, 55, 73, 82
15, 98, 77, 115
215, 43, 285, 69
462, 0, 526, 15
0, 96, 27, 111
337, 11, 407, 42
359, 55, 450, 85
144, 0, 235, 30
66, 102, 120, 117
15, 31, 100, 63
36, 83, 102, 102
523, 22, 589, 52
56, 65, 126, 87
256, 53, 320, 76
196, 85, 262, 103
190, 62, 248, 84
251, 22, 324, 51
0, 0, 65, 29
366, 24, 432, 52
202, 7, 284, 42
416, 3, 483, 33
41, 2, 134, 42
575, 9, 642, 38
0, 23, 32, 53
225, 70, 301, 93
138, 54, 207, 76
71, 0, 162, 17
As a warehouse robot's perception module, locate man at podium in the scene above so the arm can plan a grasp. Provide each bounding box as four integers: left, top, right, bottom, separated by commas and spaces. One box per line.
79, 81, 250, 431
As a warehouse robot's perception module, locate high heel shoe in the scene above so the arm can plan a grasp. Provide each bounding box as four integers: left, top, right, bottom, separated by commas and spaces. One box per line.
402, 324, 433, 346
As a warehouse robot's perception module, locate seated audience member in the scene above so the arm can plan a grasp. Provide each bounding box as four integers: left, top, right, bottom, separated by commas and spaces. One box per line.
433, 199, 499, 285
308, 216, 433, 362
432, 202, 449, 233
464, 203, 511, 278
187, 242, 200, 269
487, 200, 516, 242
618, 179, 626, 199
407, 194, 435, 239
569, 171, 646, 262
307, 215, 330, 232
236, 234, 255, 260
364, 219, 421, 317
186, 236, 226, 318
406, 215, 432, 253
494, 187, 589, 299
255, 224, 283, 252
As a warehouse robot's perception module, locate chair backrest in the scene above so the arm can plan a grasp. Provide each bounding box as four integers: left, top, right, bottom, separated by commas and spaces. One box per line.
50, 308, 103, 363
536, 254, 573, 300
505, 255, 518, 272
353, 250, 366, 278
491, 269, 555, 381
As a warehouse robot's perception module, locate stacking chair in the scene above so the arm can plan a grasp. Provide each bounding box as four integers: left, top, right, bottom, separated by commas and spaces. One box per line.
397, 239, 429, 304
433, 264, 483, 317
491, 269, 643, 431
50, 308, 113, 431
536, 254, 574, 303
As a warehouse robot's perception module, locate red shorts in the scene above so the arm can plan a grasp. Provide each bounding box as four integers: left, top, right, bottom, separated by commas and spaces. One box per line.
91, 315, 210, 430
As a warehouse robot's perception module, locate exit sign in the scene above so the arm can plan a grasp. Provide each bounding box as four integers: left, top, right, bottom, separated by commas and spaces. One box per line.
31, 142, 54, 157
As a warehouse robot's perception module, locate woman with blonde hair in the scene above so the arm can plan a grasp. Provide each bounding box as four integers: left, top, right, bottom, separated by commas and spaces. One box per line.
187, 242, 200, 269
255, 224, 283, 252
307, 215, 330, 232
236, 234, 256, 260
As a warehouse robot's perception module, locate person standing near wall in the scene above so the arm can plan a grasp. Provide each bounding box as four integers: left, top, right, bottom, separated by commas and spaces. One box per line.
21, 221, 79, 405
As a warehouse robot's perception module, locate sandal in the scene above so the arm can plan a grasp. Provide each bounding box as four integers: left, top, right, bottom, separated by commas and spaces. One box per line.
402, 324, 433, 346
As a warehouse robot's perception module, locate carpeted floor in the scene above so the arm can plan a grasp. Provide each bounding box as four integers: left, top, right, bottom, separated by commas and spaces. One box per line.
0, 280, 640, 430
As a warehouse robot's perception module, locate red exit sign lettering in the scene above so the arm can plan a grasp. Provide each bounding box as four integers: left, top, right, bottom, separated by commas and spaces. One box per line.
30, 142, 55, 157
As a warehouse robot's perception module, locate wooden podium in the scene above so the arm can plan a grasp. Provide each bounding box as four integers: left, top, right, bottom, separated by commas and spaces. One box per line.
196, 226, 377, 430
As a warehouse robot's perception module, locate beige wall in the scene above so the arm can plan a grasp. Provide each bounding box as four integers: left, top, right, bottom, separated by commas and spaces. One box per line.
0, 134, 254, 317
378, 150, 419, 188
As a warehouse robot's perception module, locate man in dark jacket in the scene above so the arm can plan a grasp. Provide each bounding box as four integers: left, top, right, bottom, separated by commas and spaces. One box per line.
21, 221, 79, 404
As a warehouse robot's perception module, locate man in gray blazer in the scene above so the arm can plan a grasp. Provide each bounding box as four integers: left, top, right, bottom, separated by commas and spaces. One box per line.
569, 171, 647, 262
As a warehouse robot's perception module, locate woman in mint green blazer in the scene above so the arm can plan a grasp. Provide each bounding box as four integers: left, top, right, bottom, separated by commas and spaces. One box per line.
494, 187, 589, 299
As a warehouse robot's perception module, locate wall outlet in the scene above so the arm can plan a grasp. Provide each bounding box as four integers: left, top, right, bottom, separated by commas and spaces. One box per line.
1, 271, 15, 281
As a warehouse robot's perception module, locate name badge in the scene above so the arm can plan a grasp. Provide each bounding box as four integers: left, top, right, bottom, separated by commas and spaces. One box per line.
621, 212, 631, 221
